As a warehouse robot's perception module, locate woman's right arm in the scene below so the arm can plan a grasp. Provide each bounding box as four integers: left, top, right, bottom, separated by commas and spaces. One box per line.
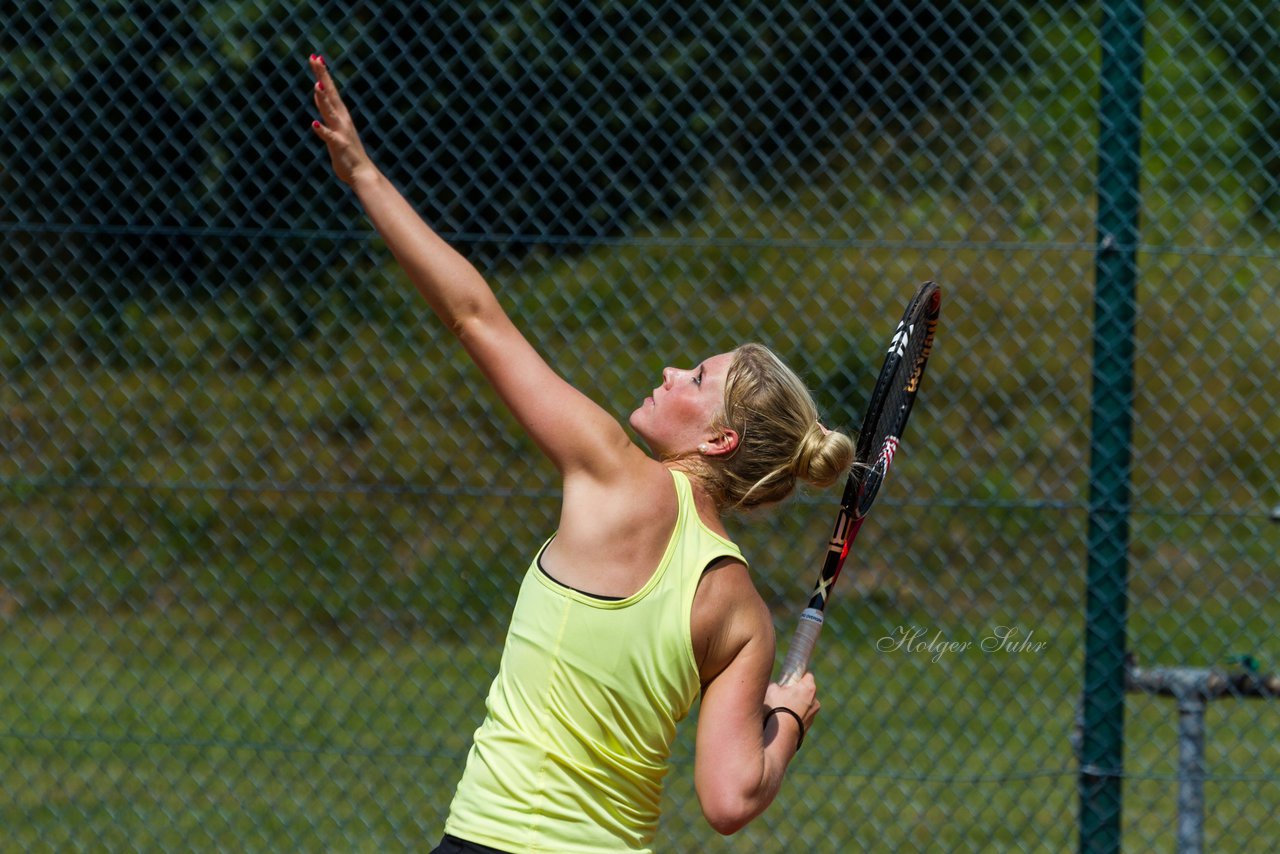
307, 55, 638, 479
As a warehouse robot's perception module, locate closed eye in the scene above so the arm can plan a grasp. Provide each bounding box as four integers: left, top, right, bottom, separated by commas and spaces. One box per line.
694, 365, 704, 386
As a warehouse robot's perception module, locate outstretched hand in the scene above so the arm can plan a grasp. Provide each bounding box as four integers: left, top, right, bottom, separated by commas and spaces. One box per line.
308, 54, 376, 187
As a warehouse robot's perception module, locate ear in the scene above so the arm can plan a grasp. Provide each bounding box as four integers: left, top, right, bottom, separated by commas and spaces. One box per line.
702, 429, 739, 457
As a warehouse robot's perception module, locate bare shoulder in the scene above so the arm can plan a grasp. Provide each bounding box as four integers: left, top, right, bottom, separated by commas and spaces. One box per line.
560, 450, 677, 528
545, 453, 684, 597
692, 557, 774, 687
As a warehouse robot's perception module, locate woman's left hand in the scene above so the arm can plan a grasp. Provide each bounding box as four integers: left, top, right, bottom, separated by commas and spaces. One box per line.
764, 671, 821, 735
308, 54, 377, 187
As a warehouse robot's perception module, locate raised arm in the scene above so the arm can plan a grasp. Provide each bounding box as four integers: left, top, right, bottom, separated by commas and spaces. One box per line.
692, 560, 821, 835
307, 54, 635, 478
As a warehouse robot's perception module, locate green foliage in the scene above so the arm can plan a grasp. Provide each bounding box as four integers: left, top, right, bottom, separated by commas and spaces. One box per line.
3, 134, 1275, 635
3, 3, 1278, 848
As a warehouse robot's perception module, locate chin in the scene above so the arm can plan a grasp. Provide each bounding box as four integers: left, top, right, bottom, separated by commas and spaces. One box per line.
627, 408, 646, 435
628, 411, 657, 452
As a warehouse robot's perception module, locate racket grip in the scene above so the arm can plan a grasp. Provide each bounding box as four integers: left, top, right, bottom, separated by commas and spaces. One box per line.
778, 608, 825, 685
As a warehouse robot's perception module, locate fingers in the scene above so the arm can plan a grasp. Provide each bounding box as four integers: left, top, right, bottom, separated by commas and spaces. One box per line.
310, 118, 334, 144
805, 696, 821, 723
766, 675, 818, 714
308, 53, 346, 128
789, 673, 820, 722
308, 63, 341, 146
309, 53, 333, 88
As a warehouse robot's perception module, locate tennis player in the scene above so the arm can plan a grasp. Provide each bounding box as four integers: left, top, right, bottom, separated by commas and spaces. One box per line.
308, 54, 851, 853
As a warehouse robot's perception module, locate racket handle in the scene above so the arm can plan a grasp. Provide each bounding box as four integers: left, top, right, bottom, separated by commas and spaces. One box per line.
778, 608, 825, 685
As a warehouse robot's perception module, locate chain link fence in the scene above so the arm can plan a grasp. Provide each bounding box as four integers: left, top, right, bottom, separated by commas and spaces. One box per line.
3, 1, 1277, 851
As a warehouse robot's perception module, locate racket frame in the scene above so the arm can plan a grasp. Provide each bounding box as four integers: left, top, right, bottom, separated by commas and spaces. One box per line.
779, 282, 940, 684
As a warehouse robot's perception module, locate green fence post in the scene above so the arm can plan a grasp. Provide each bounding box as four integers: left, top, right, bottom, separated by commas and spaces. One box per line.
1081, 0, 1146, 851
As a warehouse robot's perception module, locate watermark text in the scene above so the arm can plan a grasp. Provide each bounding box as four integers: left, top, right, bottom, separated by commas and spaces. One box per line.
876, 625, 1048, 662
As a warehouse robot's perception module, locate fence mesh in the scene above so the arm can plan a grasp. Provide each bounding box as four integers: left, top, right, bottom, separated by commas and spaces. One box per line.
3, 1, 1278, 851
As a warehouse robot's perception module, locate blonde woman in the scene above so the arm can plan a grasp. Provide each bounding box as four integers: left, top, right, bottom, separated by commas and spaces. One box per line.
308, 55, 852, 854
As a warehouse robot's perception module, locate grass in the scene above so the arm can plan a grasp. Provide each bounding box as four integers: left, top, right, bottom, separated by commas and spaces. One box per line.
0, 603, 1083, 851
1, 610, 479, 851
3, 588, 1276, 852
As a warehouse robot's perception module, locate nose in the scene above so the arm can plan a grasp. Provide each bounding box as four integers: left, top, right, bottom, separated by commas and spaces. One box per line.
662, 366, 677, 389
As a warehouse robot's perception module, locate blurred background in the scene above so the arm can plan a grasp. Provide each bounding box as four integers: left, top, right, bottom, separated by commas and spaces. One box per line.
2, 1, 1277, 850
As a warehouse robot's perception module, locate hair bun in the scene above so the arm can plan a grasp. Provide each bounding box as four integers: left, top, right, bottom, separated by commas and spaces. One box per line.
793, 423, 856, 488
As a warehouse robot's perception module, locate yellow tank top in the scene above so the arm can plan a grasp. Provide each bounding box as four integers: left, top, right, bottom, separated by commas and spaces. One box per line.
444, 469, 745, 853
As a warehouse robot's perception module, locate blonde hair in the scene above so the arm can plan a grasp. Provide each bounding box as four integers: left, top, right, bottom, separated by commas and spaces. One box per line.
687, 343, 855, 511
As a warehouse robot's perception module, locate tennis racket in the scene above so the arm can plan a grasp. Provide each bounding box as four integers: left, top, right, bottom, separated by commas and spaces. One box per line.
779, 281, 942, 684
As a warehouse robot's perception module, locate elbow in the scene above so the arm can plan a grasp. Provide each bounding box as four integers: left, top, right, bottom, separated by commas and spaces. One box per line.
706, 812, 751, 837
700, 792, 764, 836
447, 299, 489, 340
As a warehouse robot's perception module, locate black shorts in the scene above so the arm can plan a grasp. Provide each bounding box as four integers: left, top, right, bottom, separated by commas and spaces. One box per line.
430, 834, 511, 854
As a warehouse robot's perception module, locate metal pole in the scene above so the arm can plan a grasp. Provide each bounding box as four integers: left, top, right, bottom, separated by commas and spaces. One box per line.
1174, 695, 1206, 854
1080, 2, 1146, 852
1126, 666, 1280, 853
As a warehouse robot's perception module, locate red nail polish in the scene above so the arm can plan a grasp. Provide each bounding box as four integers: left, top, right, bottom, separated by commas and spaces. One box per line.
312, 120, 320, 128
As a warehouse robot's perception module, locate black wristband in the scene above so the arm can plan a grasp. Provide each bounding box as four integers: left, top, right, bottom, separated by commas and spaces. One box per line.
764, 706, 805, 752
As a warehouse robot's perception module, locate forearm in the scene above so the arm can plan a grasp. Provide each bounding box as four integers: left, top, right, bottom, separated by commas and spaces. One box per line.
699, 708, 802, 835
762, 706, 803, 777
350, 169, 498, 332
744, 710, 803, 819
308, 56, 500, 335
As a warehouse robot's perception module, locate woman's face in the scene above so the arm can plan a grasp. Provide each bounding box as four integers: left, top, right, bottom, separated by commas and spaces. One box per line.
629, 351, 737, 458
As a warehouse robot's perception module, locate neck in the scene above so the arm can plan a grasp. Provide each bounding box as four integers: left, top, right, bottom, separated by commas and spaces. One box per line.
665, 460, 726, 519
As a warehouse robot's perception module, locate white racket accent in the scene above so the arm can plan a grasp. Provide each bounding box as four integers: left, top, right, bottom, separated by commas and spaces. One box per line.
887, 321, 912, 357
